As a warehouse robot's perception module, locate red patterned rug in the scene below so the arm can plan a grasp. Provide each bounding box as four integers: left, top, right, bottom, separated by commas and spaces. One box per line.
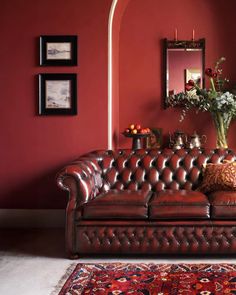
54, 263, 236, 295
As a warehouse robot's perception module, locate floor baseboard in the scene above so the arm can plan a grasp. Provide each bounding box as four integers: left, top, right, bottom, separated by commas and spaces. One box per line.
0, 209, 65, 228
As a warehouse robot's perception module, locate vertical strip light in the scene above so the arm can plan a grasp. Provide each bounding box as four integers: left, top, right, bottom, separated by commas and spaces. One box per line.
108, 0, 118, 150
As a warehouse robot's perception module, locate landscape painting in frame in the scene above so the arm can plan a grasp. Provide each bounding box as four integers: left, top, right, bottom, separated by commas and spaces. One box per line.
40, 35, 77, 66
45, 80, 71, 109
39, 74, 77, 115
46, 42, 71, 60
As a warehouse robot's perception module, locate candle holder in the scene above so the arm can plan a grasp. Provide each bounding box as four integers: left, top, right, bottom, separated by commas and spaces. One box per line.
174, 28, 178, 41
192, 29, 195, 41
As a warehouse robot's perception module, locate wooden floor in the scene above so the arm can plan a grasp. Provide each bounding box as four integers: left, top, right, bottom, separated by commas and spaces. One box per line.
0, 229, 236, 295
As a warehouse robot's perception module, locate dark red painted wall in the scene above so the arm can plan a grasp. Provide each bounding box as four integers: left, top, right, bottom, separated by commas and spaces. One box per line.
2, 0, 236, 210
119, 0, 236, 149
0, 0, 112, 209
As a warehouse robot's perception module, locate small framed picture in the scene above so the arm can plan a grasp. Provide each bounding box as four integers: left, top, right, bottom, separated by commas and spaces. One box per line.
185, 68, 202, 87
145, 128, 163, 148
40, 35, 77, 66
39, 73, 77, 115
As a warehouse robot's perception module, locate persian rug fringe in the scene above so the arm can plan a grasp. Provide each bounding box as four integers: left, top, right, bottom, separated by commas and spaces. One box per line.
50, 263, 77, 295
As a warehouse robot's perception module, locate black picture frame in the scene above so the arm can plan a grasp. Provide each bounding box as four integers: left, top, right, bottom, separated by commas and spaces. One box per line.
39, 73, 77, 115
40, 35, 77, 66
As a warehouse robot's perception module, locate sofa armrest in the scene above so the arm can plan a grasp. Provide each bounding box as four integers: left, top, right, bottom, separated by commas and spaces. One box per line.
56, 160, 103, 207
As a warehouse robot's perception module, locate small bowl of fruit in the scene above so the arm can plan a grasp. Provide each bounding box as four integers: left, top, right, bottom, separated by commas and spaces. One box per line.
123, 124, 151, 137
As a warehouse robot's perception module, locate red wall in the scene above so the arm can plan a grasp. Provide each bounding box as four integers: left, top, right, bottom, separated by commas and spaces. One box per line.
119, 0, 236, 149
0, 0, 112, 209
1, 0, 236, 210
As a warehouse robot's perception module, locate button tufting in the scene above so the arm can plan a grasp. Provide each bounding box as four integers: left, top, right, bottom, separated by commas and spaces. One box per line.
96, 149, 236, 192
60, 149, 236, 256
124, 161, 129, 167
78, 225, 236, 254
151, 160, 156, 167
117, 175, 121, 180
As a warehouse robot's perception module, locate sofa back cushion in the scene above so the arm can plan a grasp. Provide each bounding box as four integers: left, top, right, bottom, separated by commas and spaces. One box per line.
85, 148, 236, 193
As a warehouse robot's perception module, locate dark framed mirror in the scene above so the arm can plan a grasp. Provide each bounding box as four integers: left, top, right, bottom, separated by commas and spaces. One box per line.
164, 38, 205, 108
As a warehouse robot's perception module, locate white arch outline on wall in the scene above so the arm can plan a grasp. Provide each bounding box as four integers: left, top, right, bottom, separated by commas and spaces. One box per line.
108, 0, 119, 150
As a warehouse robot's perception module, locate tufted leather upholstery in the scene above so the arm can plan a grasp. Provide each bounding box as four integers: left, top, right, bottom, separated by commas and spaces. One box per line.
76, 221, 236, 255
56, 148, 236, 258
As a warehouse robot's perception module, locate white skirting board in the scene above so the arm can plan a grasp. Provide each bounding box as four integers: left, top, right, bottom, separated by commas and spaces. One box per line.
0, 209, 65, 228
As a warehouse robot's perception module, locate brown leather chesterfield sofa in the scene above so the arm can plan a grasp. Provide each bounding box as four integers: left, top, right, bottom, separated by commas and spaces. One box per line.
56, 148, 236, 258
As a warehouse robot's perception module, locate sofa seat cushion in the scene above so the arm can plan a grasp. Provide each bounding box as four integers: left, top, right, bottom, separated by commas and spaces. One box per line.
149, 190, 210, 220
209, 191, 236, 219
82, 189, 151, 220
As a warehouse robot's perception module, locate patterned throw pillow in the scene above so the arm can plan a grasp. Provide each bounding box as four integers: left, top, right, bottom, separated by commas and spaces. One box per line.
199, 161, 236, 193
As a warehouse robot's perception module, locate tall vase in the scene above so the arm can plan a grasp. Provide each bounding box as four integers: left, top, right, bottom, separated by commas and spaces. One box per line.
211, 111, 232, 149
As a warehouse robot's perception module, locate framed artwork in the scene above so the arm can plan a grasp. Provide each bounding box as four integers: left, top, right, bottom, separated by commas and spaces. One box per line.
145, 128, 163, 148
39, 73, 77, 115
185, 68, 202, 87
40, 35, 77, 66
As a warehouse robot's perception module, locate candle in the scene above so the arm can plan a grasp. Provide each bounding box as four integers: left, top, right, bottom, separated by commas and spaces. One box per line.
192, 29, 195, 41
174, 28, 178, 41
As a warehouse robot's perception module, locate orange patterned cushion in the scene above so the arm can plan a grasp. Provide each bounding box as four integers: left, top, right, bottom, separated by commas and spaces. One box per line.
199, 161, 236, 193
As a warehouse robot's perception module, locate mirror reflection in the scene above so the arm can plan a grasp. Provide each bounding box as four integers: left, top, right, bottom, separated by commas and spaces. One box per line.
164, 39, 205, 107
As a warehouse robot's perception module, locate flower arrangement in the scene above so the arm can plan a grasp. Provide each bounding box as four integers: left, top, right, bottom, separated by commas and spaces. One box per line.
168, 57, 236, 148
